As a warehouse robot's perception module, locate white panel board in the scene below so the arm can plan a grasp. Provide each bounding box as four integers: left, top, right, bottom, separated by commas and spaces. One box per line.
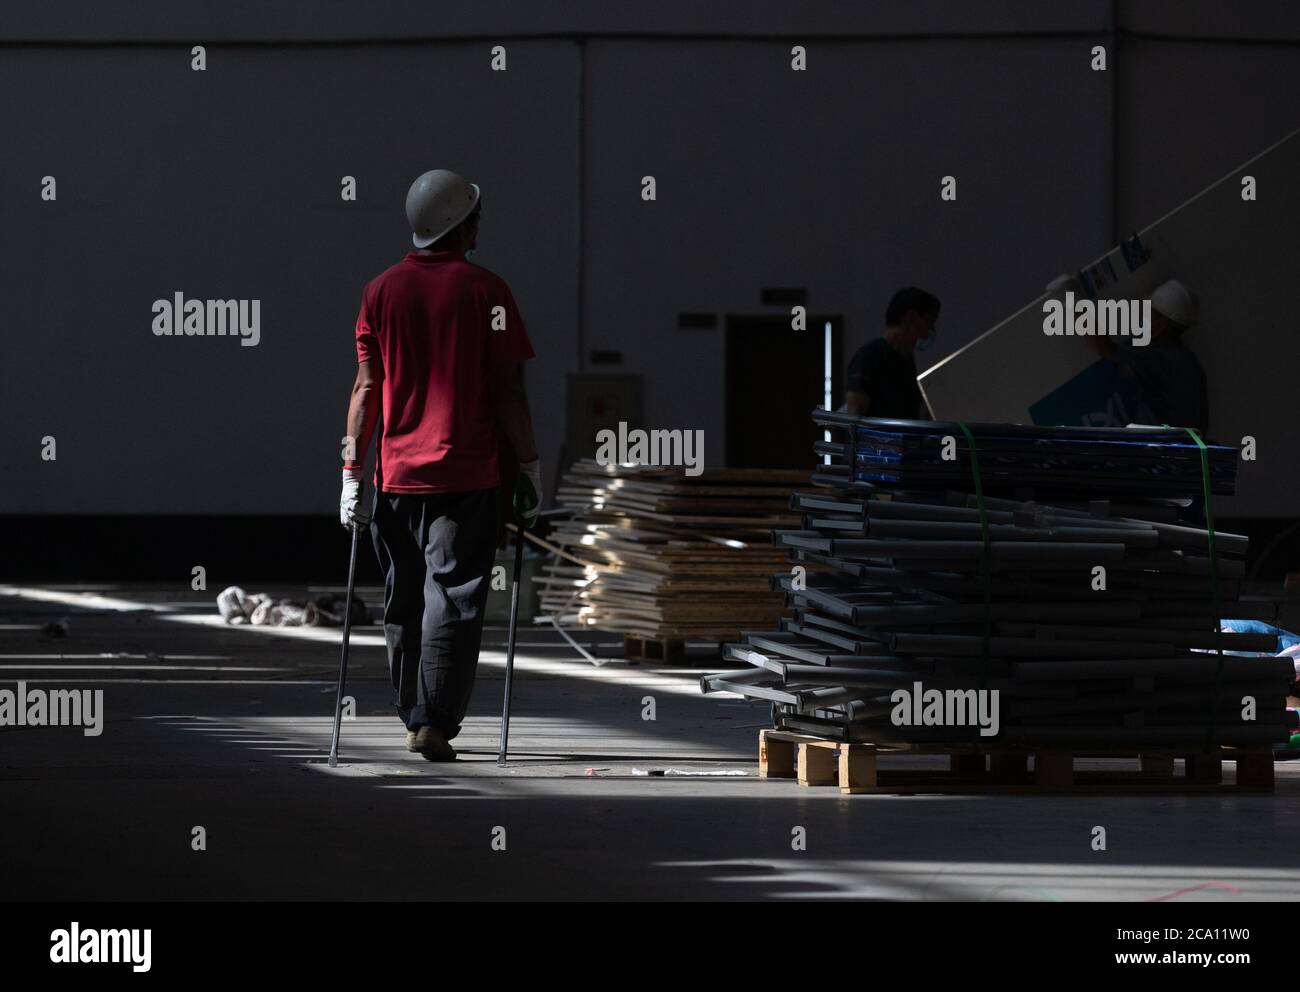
918, 127, 1300, 516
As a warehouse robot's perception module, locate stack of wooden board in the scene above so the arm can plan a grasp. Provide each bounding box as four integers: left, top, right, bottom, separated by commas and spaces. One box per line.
536, 460, 805, 642
703, 414, 1295, 751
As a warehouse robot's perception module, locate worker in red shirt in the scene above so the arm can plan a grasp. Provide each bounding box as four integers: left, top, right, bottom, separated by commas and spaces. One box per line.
339, 169, 541, 761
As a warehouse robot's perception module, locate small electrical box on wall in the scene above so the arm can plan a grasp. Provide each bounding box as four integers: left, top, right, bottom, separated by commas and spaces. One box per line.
761, 288, 807, 306
676, 312, 717, 329
565, 374, 644, 463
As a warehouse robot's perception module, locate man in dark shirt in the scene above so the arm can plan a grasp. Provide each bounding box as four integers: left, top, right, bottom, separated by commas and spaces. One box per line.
844, 286, 940, 418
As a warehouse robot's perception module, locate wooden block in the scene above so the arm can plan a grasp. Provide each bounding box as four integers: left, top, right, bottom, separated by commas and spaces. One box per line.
659, 639, 687, 661
1184, 752, 1222, 784
950, 753, 986, 775
797, 741, 838, 786
758, 729, 796, 779
623, 636, 688, 663
1035, 750, 1074, 788
839, 744, 878, 794
990, 753, 1028, 779
1235, 749, 1275, 790
1139, 753, 1175, 775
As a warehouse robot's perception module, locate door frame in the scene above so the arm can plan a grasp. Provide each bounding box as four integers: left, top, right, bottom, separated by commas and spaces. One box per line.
723, 313, 844, 467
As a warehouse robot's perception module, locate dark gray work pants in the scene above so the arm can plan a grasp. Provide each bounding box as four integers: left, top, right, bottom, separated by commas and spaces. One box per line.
370, 487, 499, 739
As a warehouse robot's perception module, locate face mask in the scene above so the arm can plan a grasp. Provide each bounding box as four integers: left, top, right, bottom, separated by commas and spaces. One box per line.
915, 326, 937, 352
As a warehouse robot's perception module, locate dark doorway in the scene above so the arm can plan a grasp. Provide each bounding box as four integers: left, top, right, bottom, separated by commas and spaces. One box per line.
725, 314, 843, 468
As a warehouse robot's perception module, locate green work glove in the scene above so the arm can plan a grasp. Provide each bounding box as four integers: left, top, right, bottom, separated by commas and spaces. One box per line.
513, 458, 542, 527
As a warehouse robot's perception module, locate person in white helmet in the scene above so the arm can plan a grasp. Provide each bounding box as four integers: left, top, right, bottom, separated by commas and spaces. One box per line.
1086, 278, 1209, 435
339, 169, 541, 761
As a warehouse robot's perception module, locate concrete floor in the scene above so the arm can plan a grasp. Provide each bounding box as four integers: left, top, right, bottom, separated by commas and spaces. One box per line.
2, 582, 1299, 902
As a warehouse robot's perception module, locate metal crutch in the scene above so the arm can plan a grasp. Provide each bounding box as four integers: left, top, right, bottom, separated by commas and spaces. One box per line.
497, 517, 526, 766
328, 521, 362, 767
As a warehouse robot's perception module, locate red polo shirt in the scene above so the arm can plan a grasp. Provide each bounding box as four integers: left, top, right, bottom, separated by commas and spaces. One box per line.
354, 251, 535, 493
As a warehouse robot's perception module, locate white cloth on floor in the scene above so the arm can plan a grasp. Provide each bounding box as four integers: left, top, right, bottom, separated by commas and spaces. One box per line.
216, 586, 358, 627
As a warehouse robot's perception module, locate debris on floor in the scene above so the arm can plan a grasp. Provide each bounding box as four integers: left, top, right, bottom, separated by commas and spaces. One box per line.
40, 617, 70, 638
216, 586, 370, 627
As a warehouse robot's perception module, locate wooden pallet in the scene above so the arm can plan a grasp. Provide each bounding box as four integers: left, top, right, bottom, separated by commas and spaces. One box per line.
623, 635, 692, 663
624, 635, 684, 662
757, 730, 1277, 795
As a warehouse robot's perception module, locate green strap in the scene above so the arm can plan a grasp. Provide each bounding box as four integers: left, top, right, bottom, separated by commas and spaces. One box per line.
956, 422, 992, 682
1173, 425, 1225, 749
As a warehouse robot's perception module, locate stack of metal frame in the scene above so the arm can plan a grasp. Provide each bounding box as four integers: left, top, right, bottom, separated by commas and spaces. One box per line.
703, 413, 1295, 748
812, 415, 1237, 496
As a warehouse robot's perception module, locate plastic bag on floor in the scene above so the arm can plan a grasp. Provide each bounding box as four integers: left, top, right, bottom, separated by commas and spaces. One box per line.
216, 586, 269, 624
1219, 618, 1300, 654
216, 586, 368, 627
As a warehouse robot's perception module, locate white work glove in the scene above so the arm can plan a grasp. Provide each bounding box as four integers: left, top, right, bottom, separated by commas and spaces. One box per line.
513, 458, 542, 528
340, 466, 370, 530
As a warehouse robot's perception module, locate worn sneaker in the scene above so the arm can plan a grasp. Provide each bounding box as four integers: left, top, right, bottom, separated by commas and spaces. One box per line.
405, 730, 419, 752
409, 726, 456, 761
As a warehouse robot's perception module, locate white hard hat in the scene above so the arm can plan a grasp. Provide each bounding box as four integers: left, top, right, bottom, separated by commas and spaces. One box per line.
1151, 279, 1197, 328
405, 169, 481, 249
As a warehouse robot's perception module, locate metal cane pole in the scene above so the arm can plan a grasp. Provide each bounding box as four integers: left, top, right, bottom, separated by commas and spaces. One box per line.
328, 521, 361, 768
497, 519, 526, 766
